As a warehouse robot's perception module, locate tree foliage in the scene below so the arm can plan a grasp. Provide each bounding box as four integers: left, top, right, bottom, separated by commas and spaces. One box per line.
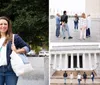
0, 0, 48, 49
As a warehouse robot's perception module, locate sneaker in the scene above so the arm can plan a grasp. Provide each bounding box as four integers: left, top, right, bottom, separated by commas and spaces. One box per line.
68, 36, 73, 39
63, 37, 66, 39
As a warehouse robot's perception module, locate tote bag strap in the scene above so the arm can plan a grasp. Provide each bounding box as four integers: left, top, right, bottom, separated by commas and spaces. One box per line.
12, 34, 15, 45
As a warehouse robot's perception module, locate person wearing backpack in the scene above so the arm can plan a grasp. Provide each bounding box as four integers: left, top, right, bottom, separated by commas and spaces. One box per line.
61, 11, 73, 39
91, 72, 95, 83
63, 71, 68, 84
83, 72, 87, 84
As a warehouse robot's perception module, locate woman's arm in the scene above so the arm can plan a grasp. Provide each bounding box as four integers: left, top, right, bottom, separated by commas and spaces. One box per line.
12, 34, 30, 54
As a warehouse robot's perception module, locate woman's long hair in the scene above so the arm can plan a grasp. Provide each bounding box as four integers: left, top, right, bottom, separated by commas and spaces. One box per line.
0, 16, 13, 45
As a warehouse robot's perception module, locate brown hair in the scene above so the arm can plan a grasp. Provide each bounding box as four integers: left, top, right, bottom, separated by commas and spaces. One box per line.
0, 16, 13, 45
81, 13, 86, 18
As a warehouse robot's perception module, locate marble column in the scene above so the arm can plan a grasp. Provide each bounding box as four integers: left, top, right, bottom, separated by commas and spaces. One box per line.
83, 53, 85, 69
65, 54, 68, 69
89, 53, 92, 70
53, 54, 56, 69
71, 54, 73, 69
77, 53, 79, 68
94, 53, 97, 68
59, 54, 62, 70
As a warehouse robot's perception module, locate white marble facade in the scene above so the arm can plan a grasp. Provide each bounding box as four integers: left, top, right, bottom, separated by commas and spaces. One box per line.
85, 0, 100, 18
50, 45, 100, 71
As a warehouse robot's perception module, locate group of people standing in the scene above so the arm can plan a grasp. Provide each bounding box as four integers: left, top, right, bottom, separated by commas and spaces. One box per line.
56, 11, 73, 39
63, 71, 95, 85
55, 10, 91, 40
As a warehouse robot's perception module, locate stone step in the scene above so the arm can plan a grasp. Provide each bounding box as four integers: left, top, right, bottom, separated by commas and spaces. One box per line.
50, 83, 100, 85
52, 70, 97, 77
51, 76, 100, 79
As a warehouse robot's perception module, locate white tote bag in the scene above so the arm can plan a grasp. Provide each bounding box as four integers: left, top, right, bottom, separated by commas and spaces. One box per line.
10, 34, 34, 76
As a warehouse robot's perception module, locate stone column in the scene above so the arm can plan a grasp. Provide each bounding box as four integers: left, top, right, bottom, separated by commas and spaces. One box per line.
65, 54, 68, 69
77, 53, 79, 68
83, 53, 85, 69
89, 53, 92, 70
59, 54, 62, 70
44, 57, 49, 85
94, 53, 97, 68
53, 54, 56, 69
71, 54, 73, 69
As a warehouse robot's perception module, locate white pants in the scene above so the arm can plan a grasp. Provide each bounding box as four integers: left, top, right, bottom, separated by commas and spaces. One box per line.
80, 27, 86, 39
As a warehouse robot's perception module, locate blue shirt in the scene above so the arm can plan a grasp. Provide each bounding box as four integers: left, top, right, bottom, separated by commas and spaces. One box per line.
56, 16, 60, 25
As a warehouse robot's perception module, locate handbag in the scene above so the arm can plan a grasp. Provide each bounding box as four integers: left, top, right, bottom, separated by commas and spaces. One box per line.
10, 34, 34, 76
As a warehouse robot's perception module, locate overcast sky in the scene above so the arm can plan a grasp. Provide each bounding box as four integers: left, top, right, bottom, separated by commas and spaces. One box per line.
50, 0, 85, 15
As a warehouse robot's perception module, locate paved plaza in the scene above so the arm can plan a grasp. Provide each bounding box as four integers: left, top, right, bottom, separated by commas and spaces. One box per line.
50, 79, 100, 85
50, 17, 100, 42
17, 57, 47, 85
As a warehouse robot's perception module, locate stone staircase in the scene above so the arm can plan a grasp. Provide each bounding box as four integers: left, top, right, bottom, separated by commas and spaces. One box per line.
51, 70, 100, 79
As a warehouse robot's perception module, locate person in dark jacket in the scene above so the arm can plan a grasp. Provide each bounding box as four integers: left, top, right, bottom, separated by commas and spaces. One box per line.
83, 72, 87, 84
61, 11, 73, 39
63, 71, 68, 84
0, 16, 30, 85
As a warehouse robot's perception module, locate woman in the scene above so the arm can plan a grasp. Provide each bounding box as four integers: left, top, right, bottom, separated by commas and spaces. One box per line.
70, 72, 73, 85
77, 72, 82, 85
91, 72, 95, 83
79, 13, 87, 40
74, 14, 79, 30
0, 16, 30, 85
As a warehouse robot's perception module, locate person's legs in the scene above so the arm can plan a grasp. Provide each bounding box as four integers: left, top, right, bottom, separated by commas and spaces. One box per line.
78, 79, 80, 85
83, 28, 86, 39
88, 28, 90, 36
77, 23, 78, 29
5, 71, 18, 85
66, 24, 70, 37
56, 24, 60, 37
80, 28, 83, 39
62, 26, 66, 39
84, 79, 86, 84
74, 21, 76, 29
0, 73, 5, 85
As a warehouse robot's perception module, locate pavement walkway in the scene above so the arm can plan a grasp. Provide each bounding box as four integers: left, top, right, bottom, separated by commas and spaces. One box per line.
50, 78, 100, 85
50, 18, 100, 42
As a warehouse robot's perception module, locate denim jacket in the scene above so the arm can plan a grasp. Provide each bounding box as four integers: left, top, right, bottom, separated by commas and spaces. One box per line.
0, 34, 30, 72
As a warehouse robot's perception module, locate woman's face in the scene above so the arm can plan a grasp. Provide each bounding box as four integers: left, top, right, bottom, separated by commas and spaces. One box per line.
0, 19, 8, 33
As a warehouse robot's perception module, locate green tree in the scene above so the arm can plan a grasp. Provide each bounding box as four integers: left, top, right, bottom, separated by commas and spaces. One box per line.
0, 0, 48, 50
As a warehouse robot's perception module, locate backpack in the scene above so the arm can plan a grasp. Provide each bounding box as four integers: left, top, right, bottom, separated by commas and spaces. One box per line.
63, 73, 67, 77
83, 74, 87, 78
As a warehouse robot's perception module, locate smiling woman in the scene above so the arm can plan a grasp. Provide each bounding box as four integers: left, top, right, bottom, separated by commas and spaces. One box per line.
49, 0, 85, 15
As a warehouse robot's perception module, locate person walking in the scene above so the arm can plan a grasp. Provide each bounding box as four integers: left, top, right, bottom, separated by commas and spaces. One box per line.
61, 11, 73, 39
83, 72, 87, 84
91, 72, 95, 83
70, 72, 74, 85
74, 14, 79, 30
56, 13, 61, 38
77, 72, 82, 85
86, 14, 91, 38
0, 16, 30, 85
63, 71, 68, 84
79, 13, 87, 40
